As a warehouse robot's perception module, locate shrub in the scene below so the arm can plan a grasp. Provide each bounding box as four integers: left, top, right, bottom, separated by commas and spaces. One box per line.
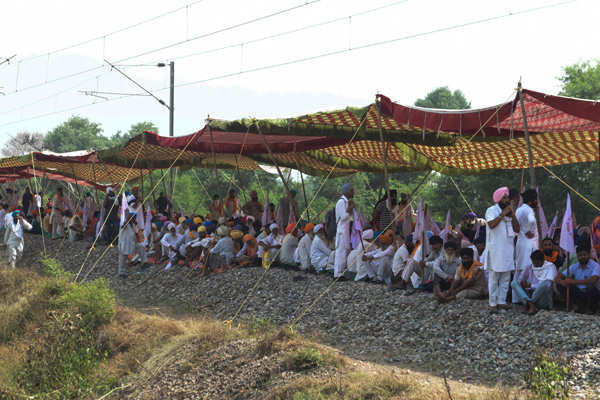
57, 278, 115, 330
17, 310, 113, 399
527, 351, 569, 400
285, 347, 324, 371
245, 316, 275, 337
41, 257, 71, 280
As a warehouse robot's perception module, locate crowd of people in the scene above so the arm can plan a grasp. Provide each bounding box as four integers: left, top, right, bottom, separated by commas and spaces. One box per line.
1, 181, 600, 315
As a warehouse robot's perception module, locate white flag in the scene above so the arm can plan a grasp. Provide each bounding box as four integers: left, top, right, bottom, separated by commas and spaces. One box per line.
559, 194, 575, 254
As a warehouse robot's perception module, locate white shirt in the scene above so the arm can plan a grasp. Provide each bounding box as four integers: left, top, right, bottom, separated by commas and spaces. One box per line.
515, 204, 538, 269
5, 218, 32, 250
259, 233, 281, 260
335, 195, 351, 248
517, 261, 557, 289
392, 244, 411, 276
295, 234, 313, 270
310, 235, 331, 269
118, 224, 137, 255
280, 234, 298, 265
210, 236, 235, 264
485, 204, 516, 272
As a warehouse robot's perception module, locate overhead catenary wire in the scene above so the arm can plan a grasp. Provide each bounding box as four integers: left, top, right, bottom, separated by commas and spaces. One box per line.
12, 0, 210, 65
0, 0, 576, 129
0, 0, 321, 98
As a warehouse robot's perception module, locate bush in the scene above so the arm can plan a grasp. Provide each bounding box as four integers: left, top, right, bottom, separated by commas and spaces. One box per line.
285, 347, 324, 371
41, 257, 72, 280
17, 310, 113, 399
527, 351, 569, 400
57, 278, 115, 330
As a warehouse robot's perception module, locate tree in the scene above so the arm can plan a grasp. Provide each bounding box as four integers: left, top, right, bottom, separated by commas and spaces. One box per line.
44, 116, 112, 152
1, 131, 45, 156
111, 121, 158, 146
414, 87, 471, 109
558, 60, 600, 99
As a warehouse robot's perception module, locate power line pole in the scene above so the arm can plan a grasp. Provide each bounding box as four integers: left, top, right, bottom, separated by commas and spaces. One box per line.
168, 61, 175, 201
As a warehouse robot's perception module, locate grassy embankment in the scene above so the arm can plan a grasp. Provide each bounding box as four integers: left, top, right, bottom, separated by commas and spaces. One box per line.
0, 258, 526, 399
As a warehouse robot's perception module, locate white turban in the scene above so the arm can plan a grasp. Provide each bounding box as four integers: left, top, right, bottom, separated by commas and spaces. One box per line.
362, 229, 374, 240
167, 222, 176, 230
106, 187, 113, 194
127, 194, 136, 203
217, 225, 230, 237
313, 224, 323, 233
269, 223, 279, 231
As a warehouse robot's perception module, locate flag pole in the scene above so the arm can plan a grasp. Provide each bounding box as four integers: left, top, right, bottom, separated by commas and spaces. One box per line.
518, 81, 542, 246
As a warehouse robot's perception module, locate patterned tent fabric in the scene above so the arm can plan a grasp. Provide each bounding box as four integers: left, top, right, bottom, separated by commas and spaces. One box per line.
0, 151, 150, 186
405, 131, 599, 175
0, 167, 114, 190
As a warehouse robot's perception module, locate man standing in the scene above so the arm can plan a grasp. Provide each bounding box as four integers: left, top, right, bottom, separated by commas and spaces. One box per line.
21, 187, 33, 217
224, 189, 240, 218
276, 190, 298, 230
4, 210, 32, 269
334, 183, 354, 279
155, 192, 171, 215
242, 190, 264, 223
51, 188, 66, 239
514, 188, 539, 304
485, 186, 520, 313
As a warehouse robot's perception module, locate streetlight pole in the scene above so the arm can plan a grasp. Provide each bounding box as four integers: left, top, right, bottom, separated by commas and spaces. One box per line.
168, 61, 175, 201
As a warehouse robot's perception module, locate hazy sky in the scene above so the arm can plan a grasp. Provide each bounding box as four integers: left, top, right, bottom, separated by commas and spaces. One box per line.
0, 0, 596, 147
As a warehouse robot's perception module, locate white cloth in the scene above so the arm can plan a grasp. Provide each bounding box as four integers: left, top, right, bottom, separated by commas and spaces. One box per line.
210, 236, 235, 265
488, 270, 511, 307
334, 195, 352, 277
369, 245, 395, 285
280, 234, 298, 265
259, 233, 281, 263
294, 234, 312, 271
348, 246, 376, 281
160, 232, 180, 260
5, 218, 32, 268
515, 204, 538, 269
518, 261, 557, 289
310, 235, 332, 271
118, 224, 137, 256
485, 204, 515, 272
392, 244, 411, 276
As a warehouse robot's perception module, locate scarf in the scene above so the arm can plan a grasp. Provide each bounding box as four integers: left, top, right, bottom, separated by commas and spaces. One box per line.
458, 260, 482, 280
543, 250, 558, 264
225, 197, 238, 214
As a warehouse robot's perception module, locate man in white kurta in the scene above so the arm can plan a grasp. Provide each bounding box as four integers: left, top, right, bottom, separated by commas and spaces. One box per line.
485, 186, 520, 311
364, 232, 395, 285
513, 188, 539, 304
294, 223, 314, 271
347, 229, 376, 281
118, 214, 145, 277
334, 183, 354, 278
4, 211, 32, 269
310, 224, 332, 272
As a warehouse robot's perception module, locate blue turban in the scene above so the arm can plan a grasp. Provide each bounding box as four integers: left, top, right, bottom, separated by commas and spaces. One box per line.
341, 183, 353, 195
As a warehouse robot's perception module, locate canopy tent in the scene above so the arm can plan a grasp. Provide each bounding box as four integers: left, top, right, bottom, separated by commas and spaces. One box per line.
0, 150, 150, 188
0, 87, 597, 187
0, 167, 114, 191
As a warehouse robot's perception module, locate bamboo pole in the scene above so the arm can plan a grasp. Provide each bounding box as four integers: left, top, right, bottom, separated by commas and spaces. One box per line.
207, 119, 219, 190
299, 170, 310, 221
518, 82, 542, 246
375, 99, 391, 210
255, 121, 294, 202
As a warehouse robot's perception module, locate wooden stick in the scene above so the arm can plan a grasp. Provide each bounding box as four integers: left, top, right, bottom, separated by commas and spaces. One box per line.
375, 99, 391, 210
299, 170, 310, 221
255, 121, 294, 203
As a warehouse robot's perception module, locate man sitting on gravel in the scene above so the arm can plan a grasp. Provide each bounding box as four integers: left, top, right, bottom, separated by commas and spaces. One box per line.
279, 223, 299, 267
295, 222, 314, 271
556, 245, 600, 313
437, 247, 486, 303
363, 230, 395, 285
388, 234, 415, 289
511, 250, 557, 314
310, 224, 334, 272
347, 229, 376, 281
400, 235, 444, 293
433, 241, 461, 303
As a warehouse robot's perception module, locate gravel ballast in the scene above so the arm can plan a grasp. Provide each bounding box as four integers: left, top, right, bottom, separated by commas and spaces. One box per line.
19, 235, 600, 398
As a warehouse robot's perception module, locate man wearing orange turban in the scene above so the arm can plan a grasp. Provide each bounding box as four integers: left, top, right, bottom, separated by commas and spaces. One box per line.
280, 223, 299, 266
296, 222, 315, 271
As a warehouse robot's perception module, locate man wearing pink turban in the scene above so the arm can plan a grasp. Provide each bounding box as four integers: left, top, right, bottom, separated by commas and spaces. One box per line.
485, 186, 520, 313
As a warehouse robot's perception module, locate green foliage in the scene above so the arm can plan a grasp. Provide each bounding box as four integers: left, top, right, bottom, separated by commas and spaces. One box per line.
44, 116, 111, 152
558, 60, 600, 100
285, 347, 325, 371
57, 278, 115, 331
112, 121, 159, 146
41, 257, 72, 280
17, 310, 114, 399
526, 352, 569, 400
415, 86, 471, 109
245, 316, 276, 337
